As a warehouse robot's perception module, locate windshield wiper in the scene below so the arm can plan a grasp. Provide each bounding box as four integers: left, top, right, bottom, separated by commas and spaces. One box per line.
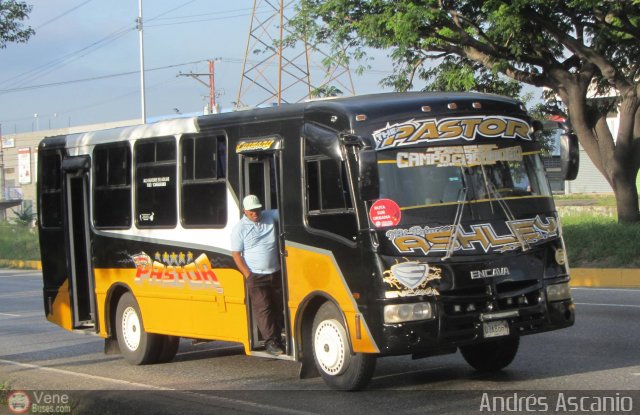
480, 164, 530, 252
442, 168, 467, 261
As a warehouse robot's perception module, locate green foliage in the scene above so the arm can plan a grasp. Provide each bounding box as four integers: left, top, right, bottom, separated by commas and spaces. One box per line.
11, 202, 35, 226
0, 381, 10, 406
0, 0, 34, 49
561, 214, 640, 268
310, 85, 343, 98
0, 223, 40, 260
294, 0, 639, 92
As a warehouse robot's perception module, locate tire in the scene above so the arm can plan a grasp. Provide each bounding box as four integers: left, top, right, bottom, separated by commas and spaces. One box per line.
460, 336, 519, 372
311, 302, 376, 391
156, 335, 180, 363
115, 292, 162, 365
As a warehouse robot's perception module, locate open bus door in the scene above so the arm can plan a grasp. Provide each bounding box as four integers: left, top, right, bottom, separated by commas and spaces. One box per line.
238, 142, 291, 356
61, 156, 97, 330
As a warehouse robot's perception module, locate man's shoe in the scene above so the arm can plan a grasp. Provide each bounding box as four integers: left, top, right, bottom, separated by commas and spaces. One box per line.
265, 342, 284, 356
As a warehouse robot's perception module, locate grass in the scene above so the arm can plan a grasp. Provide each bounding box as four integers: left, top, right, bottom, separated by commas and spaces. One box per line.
0, 224, 40, 261
561, 213, 640, 268
554, 193, 618, 206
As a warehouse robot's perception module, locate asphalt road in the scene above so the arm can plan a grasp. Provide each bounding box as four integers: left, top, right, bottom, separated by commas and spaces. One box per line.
1, 269, 639, 414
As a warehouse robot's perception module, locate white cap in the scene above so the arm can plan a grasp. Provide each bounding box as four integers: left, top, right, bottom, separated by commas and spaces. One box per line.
242, 194, 263, 210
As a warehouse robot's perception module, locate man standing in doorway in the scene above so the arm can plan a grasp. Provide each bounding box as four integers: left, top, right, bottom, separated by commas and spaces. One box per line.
231, 194, 285, 356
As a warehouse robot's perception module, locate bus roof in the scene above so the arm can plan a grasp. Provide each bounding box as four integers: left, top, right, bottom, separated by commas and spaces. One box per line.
40, 92, 528, 150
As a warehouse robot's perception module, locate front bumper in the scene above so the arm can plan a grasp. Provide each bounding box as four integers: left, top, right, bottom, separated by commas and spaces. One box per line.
377, 287, 575, 356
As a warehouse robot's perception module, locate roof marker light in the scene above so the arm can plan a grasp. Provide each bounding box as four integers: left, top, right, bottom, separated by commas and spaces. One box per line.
355, 114, 367, 121
421, 105, 432, 112
472, 102, 482, 109
447, 103, 457, 110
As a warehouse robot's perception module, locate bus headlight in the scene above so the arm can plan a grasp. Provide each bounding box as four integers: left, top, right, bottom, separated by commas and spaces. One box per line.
546, 282, 572, 302
384, 302, 434, 323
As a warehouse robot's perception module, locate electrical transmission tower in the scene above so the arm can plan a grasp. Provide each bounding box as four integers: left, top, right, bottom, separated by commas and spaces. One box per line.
235, 0, 355, 109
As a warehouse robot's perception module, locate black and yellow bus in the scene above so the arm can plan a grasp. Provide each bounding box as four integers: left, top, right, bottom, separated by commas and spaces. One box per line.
37, 92, 578, 390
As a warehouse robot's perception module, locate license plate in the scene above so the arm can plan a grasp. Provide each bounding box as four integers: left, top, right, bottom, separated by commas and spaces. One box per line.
483, 320, 509, 338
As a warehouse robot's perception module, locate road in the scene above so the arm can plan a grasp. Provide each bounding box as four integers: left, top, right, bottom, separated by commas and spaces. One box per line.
1, 269, 639, 414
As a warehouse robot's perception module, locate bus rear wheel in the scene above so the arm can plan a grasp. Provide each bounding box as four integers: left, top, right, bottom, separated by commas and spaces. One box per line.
311, 302, 376, 391
460, 336, 519, 372
115, 292, 162, 365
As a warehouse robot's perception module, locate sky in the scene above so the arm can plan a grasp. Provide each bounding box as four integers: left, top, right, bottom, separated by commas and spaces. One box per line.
0, 0, 401, 135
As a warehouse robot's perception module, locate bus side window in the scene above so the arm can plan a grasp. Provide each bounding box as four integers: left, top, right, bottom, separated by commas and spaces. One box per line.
304, 139, 357, 241
134, 137, 177, 228
39, 151, 63, 228
180, 133, 227, 227
93, 143, 132, 229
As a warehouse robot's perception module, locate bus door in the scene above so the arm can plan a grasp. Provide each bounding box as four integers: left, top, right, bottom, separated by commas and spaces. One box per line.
61, 156, 96, 330
239, 148, 290, 354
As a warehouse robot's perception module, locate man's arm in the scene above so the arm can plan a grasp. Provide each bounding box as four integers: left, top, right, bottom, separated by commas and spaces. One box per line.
231, 251, 252, 279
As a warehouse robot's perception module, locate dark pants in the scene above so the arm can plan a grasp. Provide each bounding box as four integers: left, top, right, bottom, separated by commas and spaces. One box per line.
247, 271, 283, 345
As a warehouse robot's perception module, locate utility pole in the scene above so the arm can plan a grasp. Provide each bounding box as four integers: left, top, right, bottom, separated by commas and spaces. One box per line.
177, 59, 220, 114
137, 0, 147, 123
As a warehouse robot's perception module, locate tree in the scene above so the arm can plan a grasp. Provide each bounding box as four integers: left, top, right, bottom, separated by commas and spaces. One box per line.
0, 0, 34, 49
311, 85, 344, 98
11, 202, 35, 226
293, 0, 640, 223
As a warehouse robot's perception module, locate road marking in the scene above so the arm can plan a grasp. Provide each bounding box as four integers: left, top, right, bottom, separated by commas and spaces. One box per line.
0, 290, 41, 299
0, 273, 41, 278
0, 359, 316, 415
0, 312, 21, 317
575, 302, 640, 309
0, 359, 174, 390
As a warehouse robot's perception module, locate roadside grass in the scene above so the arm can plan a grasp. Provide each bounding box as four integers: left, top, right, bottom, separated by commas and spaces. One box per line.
560, 213, 640, 268
555, 193, 618, 206
0, 381, 10, 405
0, 223, 40, 261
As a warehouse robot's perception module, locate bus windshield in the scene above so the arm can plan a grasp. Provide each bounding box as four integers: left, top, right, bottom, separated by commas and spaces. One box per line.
377, 144, 551, 209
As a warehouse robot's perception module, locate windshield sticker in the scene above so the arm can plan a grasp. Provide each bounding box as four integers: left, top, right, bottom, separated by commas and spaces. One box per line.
369, 198, 402, 227
396, 145, 522, 168
373, 116, 532, 149
383, 260, 441, 298
385, 215, 557, 255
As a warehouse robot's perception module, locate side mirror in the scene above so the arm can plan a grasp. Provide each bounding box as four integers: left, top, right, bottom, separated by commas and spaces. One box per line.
358, 149, 379, 200
560, 132, 579, 181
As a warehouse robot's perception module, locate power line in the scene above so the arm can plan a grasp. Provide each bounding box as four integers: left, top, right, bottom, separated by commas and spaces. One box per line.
35, 0, 96, 29
0, 0, 197, 89
146, 10, 271, 28
152, 6, 258, 21
0, 26, 135, 88
0, 60, 209, 94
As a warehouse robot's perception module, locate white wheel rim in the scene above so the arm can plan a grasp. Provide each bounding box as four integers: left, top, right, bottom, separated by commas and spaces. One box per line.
314, 319, 346, 375
121, 306, 141, 351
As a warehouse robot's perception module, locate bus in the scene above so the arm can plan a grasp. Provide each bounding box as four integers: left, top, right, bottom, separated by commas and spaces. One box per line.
37, 92, 578, 390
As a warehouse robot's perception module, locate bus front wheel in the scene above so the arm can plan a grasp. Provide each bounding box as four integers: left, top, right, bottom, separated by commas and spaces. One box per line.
460, 336, 519, 372
115, 292, 162, 365
311, 302, 376, 391
156, 335, 180, 363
